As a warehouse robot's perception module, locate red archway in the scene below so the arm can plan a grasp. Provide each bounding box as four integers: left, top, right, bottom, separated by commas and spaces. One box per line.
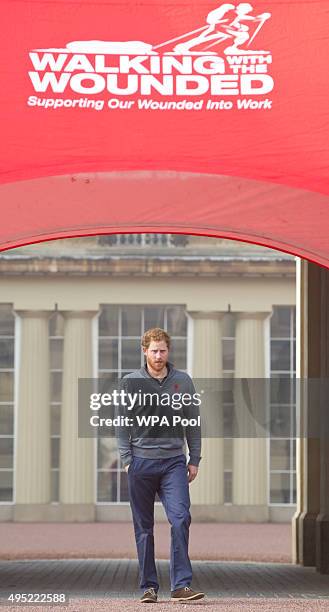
0, 171, 328, 268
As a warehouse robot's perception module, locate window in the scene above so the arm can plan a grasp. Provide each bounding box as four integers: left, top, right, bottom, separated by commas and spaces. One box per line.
222, 313, 235, 504
0, 305, 15, 502
97, 305, 187, 503
269, 306, 296, 505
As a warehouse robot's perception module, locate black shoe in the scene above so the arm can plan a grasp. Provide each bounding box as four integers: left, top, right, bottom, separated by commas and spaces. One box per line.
171, 586, 205, 602
140, 587, 158, 603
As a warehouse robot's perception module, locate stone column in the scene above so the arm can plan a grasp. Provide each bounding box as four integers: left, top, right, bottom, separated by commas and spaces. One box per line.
293, 259, 321, 567
290, 260, 329, 573
232, 312, 270, 520
59, 311, 97, 521
315, 264, 329, 573
188, 311, 224, 505
15, 310, 52, 519
316, 379, 329, 573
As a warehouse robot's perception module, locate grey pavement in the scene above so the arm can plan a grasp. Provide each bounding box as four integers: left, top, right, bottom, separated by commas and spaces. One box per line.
0, 558, 329, 601
0, 525, 328, 611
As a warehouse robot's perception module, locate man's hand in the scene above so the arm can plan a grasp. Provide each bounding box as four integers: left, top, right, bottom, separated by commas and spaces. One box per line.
187, 464, 198, 483
124, 464, 130, 473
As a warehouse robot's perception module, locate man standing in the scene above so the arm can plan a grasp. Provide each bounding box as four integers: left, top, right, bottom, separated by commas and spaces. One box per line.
116, 327, 204, 603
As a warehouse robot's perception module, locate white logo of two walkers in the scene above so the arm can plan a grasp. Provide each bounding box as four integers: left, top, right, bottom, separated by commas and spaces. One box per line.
35, 2, 271, 57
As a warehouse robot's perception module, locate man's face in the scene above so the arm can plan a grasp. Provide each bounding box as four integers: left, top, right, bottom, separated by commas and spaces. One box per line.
143, 340, 169, 371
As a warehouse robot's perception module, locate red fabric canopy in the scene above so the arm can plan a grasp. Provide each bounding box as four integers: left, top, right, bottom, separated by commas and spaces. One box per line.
1, 1, 329, 264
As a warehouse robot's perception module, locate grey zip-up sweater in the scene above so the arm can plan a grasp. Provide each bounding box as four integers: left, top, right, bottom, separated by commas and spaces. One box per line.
115, 363, 202, 467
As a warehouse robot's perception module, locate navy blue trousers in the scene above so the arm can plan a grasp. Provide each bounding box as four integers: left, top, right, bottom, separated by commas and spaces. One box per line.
127, 454, 192, 592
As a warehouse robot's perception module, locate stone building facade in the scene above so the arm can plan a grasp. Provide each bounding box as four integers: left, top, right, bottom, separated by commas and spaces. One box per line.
0, 235, 296, 523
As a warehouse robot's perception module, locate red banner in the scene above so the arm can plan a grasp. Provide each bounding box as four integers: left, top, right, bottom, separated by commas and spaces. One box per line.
1, 1, 329, 264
